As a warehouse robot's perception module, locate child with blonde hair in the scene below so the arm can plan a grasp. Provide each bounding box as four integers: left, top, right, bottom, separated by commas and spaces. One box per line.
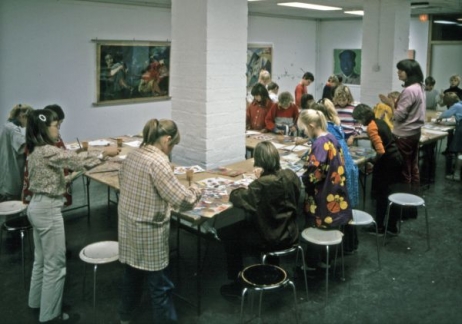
333, 85, 361, 144
374, 91, 400, 130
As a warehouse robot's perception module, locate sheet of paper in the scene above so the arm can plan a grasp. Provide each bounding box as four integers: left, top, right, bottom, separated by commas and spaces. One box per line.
89, 139, 111, 146
124, 140, 142, 148
245, 130, 261, 135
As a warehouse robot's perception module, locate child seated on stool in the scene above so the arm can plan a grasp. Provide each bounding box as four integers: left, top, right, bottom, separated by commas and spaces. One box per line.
218, 141, 301, 298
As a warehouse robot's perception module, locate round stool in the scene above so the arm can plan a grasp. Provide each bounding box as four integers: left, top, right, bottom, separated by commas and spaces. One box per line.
351, 209, 381, 269
383, 193, 429, 250
0, 201, 30, 289
261, 244, 309, 301
239, 264, 298, 323
79, 241, 119, 308
301, 227, 344, 303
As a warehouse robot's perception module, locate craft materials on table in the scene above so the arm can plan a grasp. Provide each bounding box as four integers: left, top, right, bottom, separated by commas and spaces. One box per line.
207, 167, 246, 177
183, 177, 255, 219
248, 134, 273, 141
174, 165, 205, 175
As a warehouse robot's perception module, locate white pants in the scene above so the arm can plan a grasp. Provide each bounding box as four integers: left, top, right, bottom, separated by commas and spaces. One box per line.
27, 194, 66, 322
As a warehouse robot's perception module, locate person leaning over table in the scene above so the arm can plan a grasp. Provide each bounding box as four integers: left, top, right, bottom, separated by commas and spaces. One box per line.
353, 104, 403, 235
218, 141, 301, 298
26, 109, 119, 323
297, 109, 353, 269
265, 91, 299, 135
437, 92, 462, 181
246, 83, 272, 132
117, 119, 202, 324
0, 103, 34, 202
312, 101, 359, 254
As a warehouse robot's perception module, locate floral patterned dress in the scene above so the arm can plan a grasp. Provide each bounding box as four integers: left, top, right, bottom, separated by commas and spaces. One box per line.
301, 132, 353, 228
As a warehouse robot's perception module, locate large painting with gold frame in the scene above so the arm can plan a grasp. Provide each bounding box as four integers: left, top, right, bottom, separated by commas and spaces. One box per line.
95, 40, 170, 106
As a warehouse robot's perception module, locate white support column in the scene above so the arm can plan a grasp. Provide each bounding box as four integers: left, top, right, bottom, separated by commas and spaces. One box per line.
170, 0, 248, 168
360, 0, 411, 106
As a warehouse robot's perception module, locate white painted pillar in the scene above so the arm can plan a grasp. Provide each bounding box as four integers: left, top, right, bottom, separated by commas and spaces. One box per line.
170, 0, 248, 168
360, 0, 411, 106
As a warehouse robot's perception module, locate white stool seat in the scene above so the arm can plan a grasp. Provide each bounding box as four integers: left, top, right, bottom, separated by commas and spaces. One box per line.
351, 209, 375, 226
0, 201, 28, 216
388, 193, 425, 207
79, 241, 119, 264
301, 227, 343, 245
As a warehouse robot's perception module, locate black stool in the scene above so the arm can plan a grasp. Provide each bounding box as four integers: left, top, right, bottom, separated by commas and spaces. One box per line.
0, 212, 33, 289
239, 264, 298, 323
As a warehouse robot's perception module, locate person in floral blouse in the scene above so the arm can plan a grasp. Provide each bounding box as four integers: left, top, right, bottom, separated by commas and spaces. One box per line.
297, 109, 353, 267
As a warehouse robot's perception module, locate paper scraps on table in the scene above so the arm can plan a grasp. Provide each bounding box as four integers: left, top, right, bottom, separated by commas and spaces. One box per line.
174, 165, 205, 175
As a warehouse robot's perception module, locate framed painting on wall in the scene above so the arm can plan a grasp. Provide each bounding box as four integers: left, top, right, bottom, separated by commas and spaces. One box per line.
333, 49, 362, 85
94, 40, 170, 106
246, 44, 273, 91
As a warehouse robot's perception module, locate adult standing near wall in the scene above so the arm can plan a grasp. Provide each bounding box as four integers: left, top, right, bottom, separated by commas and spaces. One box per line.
294, 72, 314, 108
0, 104, 33, 202
118, 119, 202, 323
393, 59, 425, 192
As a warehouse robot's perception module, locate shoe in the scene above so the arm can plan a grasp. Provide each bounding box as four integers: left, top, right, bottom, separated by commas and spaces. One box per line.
220, 281, 243, 298
446, 174, 455, 180
42, 313, 80, 323
454, 174, 461, 181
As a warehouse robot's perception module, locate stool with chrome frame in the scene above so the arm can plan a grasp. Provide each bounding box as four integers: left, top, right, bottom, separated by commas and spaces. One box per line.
261, 243, 309, 301
239, 264, 298, 323
383, 193, 429, 250
300, 227, 344, 303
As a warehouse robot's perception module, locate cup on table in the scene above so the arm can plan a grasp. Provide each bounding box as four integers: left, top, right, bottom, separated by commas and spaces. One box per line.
186, 169, 194, 186
116, 138, 123, 148
427, 116, 432, 123
81, 141, 89, 151
277, 134, 285, 143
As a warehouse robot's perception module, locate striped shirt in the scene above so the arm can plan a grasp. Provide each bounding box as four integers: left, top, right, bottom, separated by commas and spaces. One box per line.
335, 104, 362, 139
118, 145, 201, 271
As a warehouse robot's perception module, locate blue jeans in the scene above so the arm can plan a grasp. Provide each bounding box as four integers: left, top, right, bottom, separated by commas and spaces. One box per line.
119, 264, 177, 323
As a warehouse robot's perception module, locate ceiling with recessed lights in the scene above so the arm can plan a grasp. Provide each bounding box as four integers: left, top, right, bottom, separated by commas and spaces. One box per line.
76, 0, 462, 20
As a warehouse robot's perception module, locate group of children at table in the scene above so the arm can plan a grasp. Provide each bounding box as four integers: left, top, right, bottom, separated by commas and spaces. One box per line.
2, 64, 462, 322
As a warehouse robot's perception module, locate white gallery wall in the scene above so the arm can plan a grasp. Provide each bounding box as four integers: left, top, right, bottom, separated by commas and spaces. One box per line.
1, 0, 431, 142
0, 0, 172, 141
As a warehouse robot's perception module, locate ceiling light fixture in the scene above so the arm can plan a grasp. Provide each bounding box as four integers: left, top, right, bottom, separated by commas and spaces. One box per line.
277, 2, 341, 11
344, 10, 364, 16
411, 2, 430, 8
434, 20, 457, 24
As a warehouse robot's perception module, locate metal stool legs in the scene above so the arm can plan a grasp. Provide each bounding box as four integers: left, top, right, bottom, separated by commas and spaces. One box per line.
82, 263, 99, 309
